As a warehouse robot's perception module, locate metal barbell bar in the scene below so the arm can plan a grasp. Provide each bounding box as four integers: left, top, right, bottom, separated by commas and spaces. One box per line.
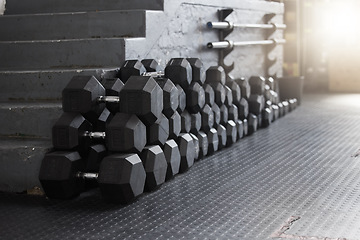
207, 39, 286, 49
207, 21, 286, 30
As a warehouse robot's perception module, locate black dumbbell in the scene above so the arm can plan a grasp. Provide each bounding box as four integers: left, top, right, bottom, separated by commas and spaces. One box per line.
235, 77, 251, 100
120, 58, 193, 90
163, 139, 181, 180
249, 76, 266, 95
52, 112, 146, 154
203, 84, 215, 106
226, 75, 242, 105
153, 77, 179, 118
140, 145, 168, 191
186, 82, 205, 113
226, 120, 237, 146
247, 113, 258, 135
39, 151, 146, 204
189, 133, 200, 161
95, 107, 113, 132
248, 94, 265, 115
201, 104, 214, 132
236, 120, 244, 140
62, 75, 163, 125
196, 131, 209, 159
207, 128, 219, 155
101, 78, 124, 113
147, 114, 169, 146
187, 58, 206, 85
205, 67, 226, 106
177, 133, 195, 173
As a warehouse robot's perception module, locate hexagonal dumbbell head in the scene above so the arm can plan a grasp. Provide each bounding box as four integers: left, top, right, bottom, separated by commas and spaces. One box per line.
106, 113, 147, 153
249, 76, 266, 95
201, 104, 214, 132
155, 78, 179, 118
169, 111, 181, 139
247, 113, 258, 135
85, 144, 107, 172
197, 131, 209, 159
210, 82, 226, 106
237, 98, 249, 120
98, 153, 146, 204
62, 75, 105, 121
96, 108, 113, 132
176, 84, 186, 113
52, 112, 92, 154
235, 77, 251, 100
270, 90, 279, 104
39, 151, 84, 199
190, 112, 202, 135
205, 66, 226, 85
189, 133, 200, 161
207, 128, 219, 155
266, 77, 275, 90
248, 94, 265, 115
236, 120, 244, 140
217, 124, 227, 150
282, 100, 290, 114
224, 85, 233, 107
141, 59, 162, 72
147, 114, 169, 146
278, 102, 284, 117
119, 60, 146, 83
264, 84, 271, 102
226, 120, 237, 146
243, 119, 248, 136
212, 103, 221, 128
187, 58, 206, 85
203, 84, 215, 106
288, 98, 296, 111
163, 140, 181, 180
180, 110, 191, 133
228, 104, 239, 122
226, 75, 241, 104
261, 108, 272, 128
177, 133, 195, 173
257, 113, 262, 129
165, 58, 192, 89
272, 104, 279, 121
119, 76, 163, 125
140, 145, 167, 191
186, 82, 205, 113
101, 78, 124, 113
220, 105, 228, 126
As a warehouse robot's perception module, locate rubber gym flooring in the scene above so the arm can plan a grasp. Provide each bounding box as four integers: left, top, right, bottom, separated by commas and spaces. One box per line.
1, 93, 360, 240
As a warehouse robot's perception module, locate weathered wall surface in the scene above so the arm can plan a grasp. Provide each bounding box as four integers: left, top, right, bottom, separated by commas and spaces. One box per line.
126, 0, 284, 79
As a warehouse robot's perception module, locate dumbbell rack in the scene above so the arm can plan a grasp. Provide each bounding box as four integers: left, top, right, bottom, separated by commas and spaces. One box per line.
208, 9, 286, 77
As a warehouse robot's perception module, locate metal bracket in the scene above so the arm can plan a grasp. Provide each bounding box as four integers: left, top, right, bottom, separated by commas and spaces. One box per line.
264, 13, 279, 77
217, 8, 235, 75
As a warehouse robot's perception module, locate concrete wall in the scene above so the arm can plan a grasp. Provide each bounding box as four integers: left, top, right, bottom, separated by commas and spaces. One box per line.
126, 0, 284, 80
0, 0, 5, 15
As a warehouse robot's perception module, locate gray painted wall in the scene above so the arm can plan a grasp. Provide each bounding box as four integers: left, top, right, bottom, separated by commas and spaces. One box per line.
0, 0, 5, 15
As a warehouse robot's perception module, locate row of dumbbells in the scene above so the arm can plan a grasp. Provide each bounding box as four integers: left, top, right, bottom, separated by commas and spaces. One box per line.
39, 57, 298, 204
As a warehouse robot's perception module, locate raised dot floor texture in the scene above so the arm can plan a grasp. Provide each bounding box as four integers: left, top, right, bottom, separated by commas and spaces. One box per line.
1, 94, 360, 240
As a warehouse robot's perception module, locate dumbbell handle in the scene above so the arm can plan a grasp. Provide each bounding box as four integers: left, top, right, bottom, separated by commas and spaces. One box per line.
142, 71, 165, 77
83, 131, 106, 139
76, 172, 98, 179
97, 96, 119, 103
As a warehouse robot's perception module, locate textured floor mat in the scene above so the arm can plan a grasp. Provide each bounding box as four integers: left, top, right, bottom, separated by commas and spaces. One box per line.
1, 93, 360, 240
